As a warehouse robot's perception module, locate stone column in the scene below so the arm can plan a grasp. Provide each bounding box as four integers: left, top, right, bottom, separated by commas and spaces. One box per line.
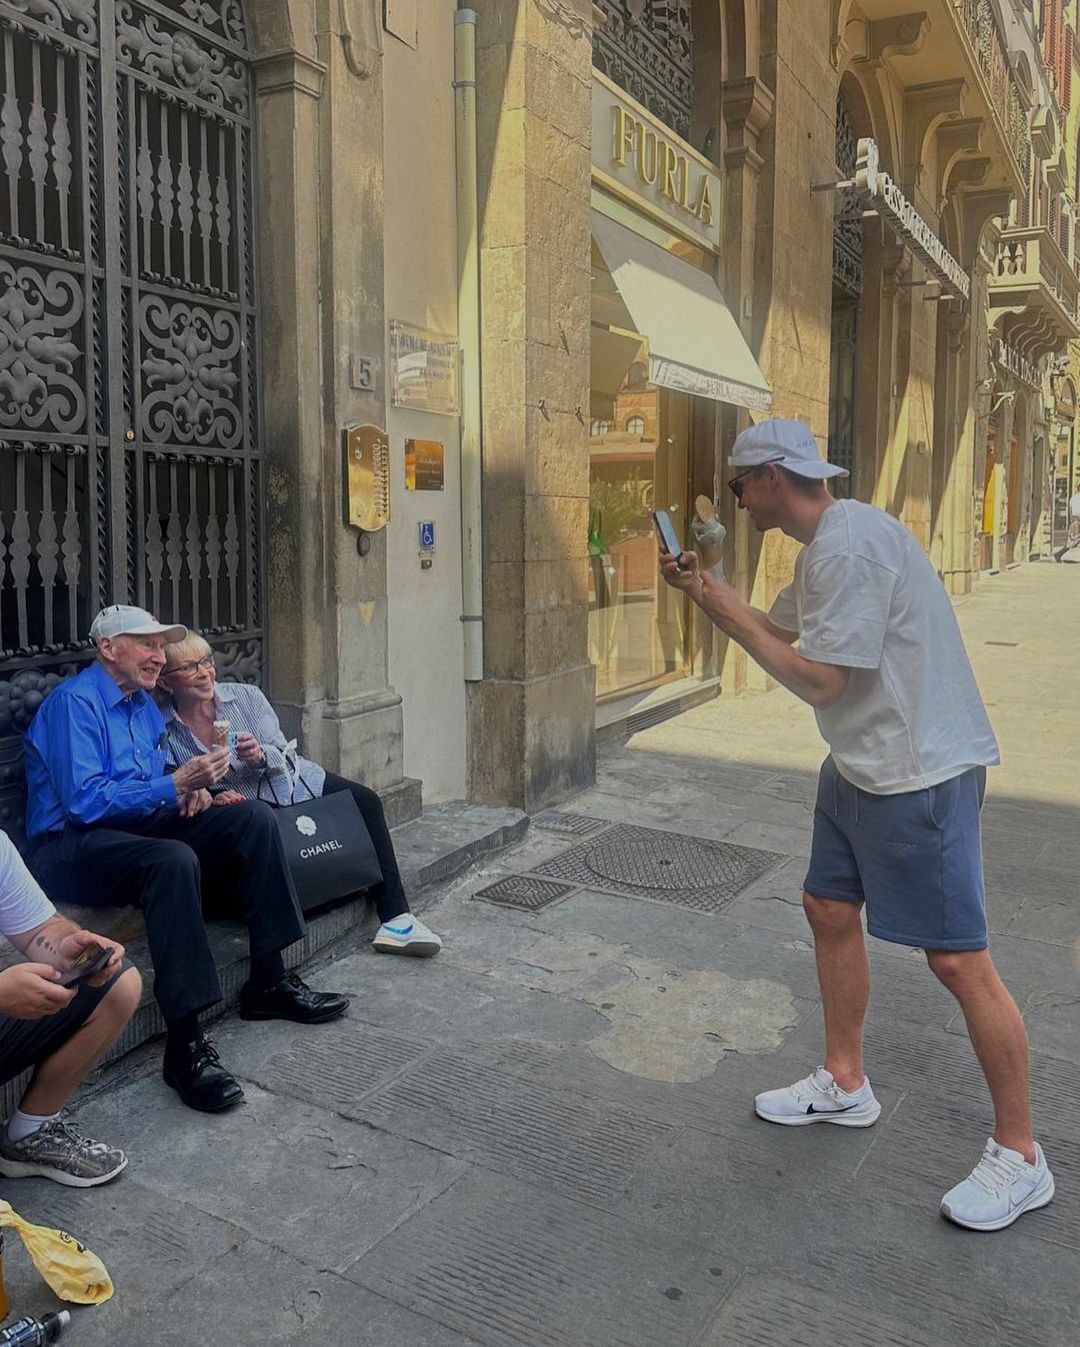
467, 0, 595, 810
252, 1, 416, 818
719, 77, 774, 696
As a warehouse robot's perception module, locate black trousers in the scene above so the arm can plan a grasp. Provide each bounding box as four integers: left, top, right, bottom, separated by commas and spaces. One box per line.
30, 802, 305, 1026
320, 771, 409, 923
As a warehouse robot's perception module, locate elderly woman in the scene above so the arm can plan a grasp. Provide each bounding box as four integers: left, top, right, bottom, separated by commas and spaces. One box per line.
159, 632, 440, 957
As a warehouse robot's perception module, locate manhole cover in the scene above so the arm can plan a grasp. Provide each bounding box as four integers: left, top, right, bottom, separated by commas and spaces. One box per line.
531, 823, 782, 914
473, 875, 575, 911
532, 811, 611, 838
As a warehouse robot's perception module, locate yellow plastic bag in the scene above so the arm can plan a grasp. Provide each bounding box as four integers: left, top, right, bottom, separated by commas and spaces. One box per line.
0, 1200, 113, 1307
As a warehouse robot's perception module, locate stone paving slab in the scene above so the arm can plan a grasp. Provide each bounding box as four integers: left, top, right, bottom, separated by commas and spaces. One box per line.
80, 1076, 466, 1272
0, 1175, 247, 1345
127, 1238, 482, 1347
345, 1168, 739, 1347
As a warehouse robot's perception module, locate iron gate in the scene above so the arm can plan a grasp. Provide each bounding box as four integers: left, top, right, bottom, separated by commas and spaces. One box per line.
0, 0, 264, 846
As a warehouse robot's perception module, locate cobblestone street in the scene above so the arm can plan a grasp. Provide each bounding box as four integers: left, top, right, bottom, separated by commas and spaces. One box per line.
5, 563, 1078, 1347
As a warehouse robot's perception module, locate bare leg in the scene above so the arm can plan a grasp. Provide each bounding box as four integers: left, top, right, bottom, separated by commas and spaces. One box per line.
19, 968, 142, 1117
926, 949, 1035, 1162
803, 892, 869, 1092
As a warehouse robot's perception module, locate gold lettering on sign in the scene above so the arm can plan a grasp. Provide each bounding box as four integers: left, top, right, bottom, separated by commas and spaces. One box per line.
636, 127, 659, 186
613, 105, 635, 167
677, 156, 691, 209
693, 175, 713, 226
611, 107, 715, 227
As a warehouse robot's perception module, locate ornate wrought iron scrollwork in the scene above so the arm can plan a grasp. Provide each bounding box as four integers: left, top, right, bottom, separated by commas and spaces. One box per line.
0, 261, 85, 432
2, 0, 97, 45
593, 0, 694, 141
116, 2, 248, 114
139, 296, 240, 447
176, 0, 246, 48
1, 0, 263, 850
832, 93, 863, 300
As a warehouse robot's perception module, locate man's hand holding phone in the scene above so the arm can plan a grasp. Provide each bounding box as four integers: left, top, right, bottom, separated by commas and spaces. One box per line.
57, 931, 124, 988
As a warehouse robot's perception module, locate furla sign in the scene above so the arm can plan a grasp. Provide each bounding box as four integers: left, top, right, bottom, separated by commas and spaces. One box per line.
592, 72, 721, 252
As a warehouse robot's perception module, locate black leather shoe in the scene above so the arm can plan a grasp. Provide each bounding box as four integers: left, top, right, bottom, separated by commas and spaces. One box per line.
238, 970, 349, 1025
163, 1038, 244, 1113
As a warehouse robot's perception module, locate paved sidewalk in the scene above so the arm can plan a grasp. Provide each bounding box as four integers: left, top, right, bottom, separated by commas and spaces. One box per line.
3, 564, 1078, 1346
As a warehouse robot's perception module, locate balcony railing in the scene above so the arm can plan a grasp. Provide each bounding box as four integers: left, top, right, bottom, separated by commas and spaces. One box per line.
992, 224, 1080, 324
958, 0, 1033, 184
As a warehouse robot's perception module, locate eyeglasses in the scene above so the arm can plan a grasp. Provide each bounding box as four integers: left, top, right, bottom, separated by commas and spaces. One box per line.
727, 455, 785, 499
167, 654, 215, 677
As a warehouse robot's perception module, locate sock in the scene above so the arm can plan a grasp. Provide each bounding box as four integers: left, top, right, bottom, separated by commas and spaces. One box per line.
7, 1107, 60, 1143
165, 1013, 201, 1055
249, 950, 285, 990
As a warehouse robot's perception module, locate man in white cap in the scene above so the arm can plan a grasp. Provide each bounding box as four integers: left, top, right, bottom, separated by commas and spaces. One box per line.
660, 417, 1052, 1233
23, 606, 349, 1115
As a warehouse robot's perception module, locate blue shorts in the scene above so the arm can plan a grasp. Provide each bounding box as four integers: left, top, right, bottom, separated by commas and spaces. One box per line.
804, 757, 988, 952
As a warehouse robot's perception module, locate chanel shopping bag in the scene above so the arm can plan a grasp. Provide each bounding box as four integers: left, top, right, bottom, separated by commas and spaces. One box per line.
260, 755, 382, 913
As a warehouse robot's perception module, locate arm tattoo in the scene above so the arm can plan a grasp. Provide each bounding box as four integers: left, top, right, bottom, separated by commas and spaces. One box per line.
33, 934, 58, 956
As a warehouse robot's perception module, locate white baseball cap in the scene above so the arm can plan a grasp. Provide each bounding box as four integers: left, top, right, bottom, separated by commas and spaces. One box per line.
730, 418, 848, 480
90, 605, 187, 645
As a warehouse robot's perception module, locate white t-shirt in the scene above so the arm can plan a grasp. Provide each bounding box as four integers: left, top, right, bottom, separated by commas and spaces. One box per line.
769, 499, 1000, 795
1069, 491, 1080, 519
0, 830, 55, 938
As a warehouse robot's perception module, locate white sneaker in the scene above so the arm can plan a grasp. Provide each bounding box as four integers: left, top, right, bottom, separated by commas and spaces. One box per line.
941, 1139, 1054, 1231
372, 916, 442, 958
754, 1066, 881, 1127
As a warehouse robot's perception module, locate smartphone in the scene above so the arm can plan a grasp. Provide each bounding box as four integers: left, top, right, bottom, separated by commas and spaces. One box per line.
58, 942, 113, 989
652, 509, 686, 572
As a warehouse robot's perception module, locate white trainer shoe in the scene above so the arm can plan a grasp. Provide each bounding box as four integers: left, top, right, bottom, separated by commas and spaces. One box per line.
754, 1066, 881, 1127
941, 1139, 1054, 1232
372, 916, 442, 958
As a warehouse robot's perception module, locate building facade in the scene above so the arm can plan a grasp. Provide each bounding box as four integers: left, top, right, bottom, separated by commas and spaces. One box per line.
1, 0, 1074, 836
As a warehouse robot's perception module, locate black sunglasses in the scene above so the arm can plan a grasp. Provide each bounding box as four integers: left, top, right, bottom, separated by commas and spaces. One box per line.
727, 455, 785, 499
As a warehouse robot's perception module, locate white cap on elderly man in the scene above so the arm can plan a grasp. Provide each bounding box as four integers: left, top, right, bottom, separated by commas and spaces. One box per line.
90, 605, 187, 645
730, 418, 849, 480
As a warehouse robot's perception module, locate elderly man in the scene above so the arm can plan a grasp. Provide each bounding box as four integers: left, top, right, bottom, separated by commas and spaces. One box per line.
661, 418, 1052, 1233
24, 606, 348, 1115
0, 827, 138, 1186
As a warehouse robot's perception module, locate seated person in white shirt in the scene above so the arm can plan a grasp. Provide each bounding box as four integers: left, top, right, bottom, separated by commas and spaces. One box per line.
159, 632, 441, 957
0, 829, 139, 1187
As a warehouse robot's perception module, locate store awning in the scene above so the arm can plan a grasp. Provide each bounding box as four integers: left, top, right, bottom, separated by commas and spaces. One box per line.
589, 323, 646, 420
591, 210, 772, 412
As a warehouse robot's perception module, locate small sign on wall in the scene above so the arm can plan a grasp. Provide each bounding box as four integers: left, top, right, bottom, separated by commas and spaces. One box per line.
390, 322, 460, 415
405, 438, 445, 491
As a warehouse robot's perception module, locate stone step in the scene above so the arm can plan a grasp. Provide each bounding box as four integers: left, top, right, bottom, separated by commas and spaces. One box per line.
1, 803, 527, 1117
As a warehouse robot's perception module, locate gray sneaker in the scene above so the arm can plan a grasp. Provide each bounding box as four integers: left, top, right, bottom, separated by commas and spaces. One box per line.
0, 1117, 128, 1188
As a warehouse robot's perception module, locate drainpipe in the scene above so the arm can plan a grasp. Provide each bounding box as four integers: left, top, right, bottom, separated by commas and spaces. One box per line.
455, 7, 484, 680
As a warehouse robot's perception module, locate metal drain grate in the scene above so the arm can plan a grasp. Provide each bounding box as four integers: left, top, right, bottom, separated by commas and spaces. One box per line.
473, 874, 575, 911
531, 823, 781, 913
532, 810, 611, 838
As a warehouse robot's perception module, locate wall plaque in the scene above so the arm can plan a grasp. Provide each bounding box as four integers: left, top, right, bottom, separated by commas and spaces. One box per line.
390, 322, 460, 415
343, 423, 391, 531
405, 438, 445, 491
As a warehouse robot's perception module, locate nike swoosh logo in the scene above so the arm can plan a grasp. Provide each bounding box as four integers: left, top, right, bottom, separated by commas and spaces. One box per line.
806, 1102, 857, 1114
386, 924, 414, 936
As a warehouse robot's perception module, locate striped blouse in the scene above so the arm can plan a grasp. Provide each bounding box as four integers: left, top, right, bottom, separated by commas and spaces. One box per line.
163, 682, 326, 805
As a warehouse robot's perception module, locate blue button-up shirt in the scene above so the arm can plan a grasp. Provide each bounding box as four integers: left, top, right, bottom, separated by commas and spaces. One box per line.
24, 662, 178, 839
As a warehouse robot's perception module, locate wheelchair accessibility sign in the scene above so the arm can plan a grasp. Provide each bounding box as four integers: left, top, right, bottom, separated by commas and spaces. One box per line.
419, 521, 436, 553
